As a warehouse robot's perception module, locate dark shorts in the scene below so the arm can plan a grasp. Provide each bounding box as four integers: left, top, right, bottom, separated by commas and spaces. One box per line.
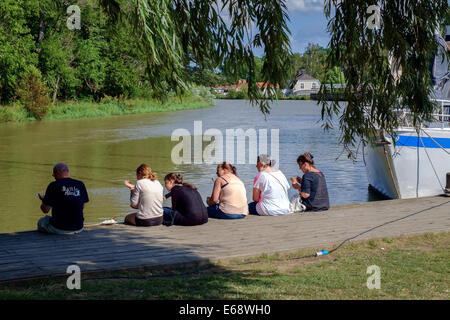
135, 215, 163, 227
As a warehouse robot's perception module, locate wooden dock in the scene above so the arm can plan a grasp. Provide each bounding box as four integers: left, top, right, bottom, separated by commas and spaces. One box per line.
1, 196, 449, 282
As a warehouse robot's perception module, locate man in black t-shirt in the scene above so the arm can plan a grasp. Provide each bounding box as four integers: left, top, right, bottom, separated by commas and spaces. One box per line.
37, 162, 89, 234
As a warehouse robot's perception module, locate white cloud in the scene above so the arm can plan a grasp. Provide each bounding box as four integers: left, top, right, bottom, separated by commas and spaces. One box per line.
287, 0, 325, 12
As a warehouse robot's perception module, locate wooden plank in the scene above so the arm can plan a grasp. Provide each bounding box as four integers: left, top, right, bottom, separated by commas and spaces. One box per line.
1, 216, 448, 265
0, 196, 448, 282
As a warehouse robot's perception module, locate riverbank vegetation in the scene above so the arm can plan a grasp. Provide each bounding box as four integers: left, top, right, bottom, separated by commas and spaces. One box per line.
1, 232, 448, 299
0, 95, 214, 123
0, 86, 214, 122
1, 0, 218, 122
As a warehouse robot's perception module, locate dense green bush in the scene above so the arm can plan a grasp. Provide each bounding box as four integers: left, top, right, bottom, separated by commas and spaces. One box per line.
15, 67, 50, 120
226, 88, 248, 99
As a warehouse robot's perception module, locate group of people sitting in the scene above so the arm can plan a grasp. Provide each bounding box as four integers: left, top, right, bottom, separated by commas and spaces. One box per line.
37, 153, 329, 234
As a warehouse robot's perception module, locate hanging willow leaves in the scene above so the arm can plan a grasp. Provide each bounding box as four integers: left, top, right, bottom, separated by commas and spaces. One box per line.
97, 0, 292, 112
319, 0, 449, 158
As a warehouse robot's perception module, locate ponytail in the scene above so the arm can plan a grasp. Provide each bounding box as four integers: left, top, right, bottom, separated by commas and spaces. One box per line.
136, 163, 157, 181
218, 162, 237, 176
297, 152, 315, 166
182, 182, 197, 190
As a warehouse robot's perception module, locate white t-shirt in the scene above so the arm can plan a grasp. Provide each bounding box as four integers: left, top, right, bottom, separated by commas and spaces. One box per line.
253, 170, 291, 216
130, 179, 163, 219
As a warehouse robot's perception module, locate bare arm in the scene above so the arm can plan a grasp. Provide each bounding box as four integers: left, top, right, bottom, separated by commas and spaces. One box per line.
292, 183, 310, 198
124, 180, 135, 190
299, 190, 310, 198
38, 193, 51, 213
252, 188, 261, 203
40, 203, 51, 214
207, 179, 222, 206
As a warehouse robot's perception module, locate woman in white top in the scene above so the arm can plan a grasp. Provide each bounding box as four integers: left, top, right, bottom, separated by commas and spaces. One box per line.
248, 154, 291, 216
123, 164, 164, 226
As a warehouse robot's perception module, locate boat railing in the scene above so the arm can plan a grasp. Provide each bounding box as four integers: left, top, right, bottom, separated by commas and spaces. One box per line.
393, 98, 450, 128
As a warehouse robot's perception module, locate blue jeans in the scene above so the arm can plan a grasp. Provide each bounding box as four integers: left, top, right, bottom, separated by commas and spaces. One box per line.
207, 205, 246, 219
163, 207, 177, 226
248, 202, 259, 215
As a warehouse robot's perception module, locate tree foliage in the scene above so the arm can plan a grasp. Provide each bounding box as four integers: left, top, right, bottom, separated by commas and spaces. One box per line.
98, 0, 292, 113
325, 66, 346, 85
320, 0, 449, 156
0, 0, 149, 105
0, 0, 39, 104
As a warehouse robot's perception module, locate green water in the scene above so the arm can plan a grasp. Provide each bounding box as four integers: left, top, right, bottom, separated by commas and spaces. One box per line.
0, 100, 371, 233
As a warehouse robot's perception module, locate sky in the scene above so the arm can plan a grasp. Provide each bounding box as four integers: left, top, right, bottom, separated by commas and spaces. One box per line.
286, 0, 330, 53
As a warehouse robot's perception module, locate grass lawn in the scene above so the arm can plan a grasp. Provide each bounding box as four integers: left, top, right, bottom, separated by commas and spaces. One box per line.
0, 232, 448, 300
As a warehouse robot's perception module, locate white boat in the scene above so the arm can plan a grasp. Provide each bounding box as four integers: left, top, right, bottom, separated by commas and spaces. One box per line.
365, 99, 450, 199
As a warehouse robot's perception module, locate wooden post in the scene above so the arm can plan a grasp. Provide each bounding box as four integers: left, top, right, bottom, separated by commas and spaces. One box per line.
446, 173, 450, 196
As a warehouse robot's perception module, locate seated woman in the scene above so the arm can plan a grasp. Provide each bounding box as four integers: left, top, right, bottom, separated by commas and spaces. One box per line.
163, 173, 208, 226
123, 164, 164, 226
248, 154, 291, 216
292, 152, 330, 212
206, 162, 248, 219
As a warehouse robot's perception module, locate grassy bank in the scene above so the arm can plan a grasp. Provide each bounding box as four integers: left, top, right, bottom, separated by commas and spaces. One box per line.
1, 232, 448, 300
0, 96, 214, 123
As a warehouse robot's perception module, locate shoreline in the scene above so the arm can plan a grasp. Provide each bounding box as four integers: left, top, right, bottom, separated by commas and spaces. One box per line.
0, 97, 215, 123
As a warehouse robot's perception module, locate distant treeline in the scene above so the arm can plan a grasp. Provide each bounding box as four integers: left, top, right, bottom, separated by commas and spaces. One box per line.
193, 44, 345, 89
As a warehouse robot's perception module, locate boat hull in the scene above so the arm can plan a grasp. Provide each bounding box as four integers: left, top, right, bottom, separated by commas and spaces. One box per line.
365, 128, 450, 199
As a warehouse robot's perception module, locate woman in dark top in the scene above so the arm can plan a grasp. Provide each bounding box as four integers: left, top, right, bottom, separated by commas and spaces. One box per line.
163, 173, 208, 226
292, 152, 330, 212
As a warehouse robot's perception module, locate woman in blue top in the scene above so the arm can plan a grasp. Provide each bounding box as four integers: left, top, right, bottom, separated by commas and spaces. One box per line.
292, 152, 330, 212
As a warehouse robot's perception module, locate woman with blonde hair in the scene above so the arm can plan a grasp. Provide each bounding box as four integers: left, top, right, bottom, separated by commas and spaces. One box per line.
206, 162, 248, 219
124, 164, 163, 226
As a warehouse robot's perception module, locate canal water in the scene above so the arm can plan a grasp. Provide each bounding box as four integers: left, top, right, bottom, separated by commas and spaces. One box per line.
0, 99, 375, 233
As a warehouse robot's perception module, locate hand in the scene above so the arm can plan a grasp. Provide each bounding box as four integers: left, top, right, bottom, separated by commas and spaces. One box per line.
296, 176, 302, 184
206, 196, 211, 203
124, 180, 135, 190
292, 183, 300, 190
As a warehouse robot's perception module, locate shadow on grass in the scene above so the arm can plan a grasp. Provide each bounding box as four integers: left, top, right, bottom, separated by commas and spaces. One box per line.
0, 225, 275, 300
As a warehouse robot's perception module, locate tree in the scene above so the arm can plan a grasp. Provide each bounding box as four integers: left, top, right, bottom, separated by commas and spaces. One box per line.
325, 66, 345, 85
0, 0, 39, 104
15, 66, 50, 120
303, 43, 328, 81
219, 55, 265, 84
98, 0, 292, 113
320, 0, 449, 156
